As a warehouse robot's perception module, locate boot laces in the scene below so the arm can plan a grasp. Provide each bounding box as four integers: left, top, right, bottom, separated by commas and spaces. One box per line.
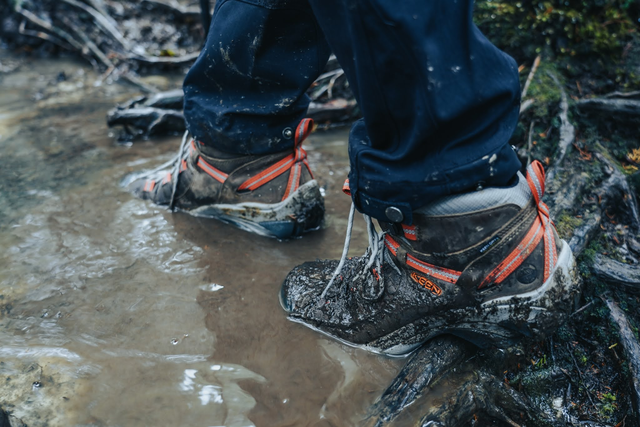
168, 130, 191, 211
319, 203, 401, 304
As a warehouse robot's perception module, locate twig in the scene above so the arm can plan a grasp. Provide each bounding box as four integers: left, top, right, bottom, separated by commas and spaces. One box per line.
520, 98, 535, 114
521, 55, 541, 99
59, 0, 130, 50
18, 19, 73, 51
128, 51, 200, 65
118, 70, 158, 94
603, 90, 640, 99
604, 298, 640, 415
15, 8, 85, 52
546, 72, 576, 185
61, 15, 113, 68
571, 300, 594, 318
527, 120, 535, 166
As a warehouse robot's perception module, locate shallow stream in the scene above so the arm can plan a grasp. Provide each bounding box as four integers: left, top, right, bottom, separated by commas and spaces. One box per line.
0, 53, 408, 426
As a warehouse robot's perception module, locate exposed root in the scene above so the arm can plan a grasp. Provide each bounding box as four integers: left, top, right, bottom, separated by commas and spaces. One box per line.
602, 90, 640, 99
604, 299, 640, 415
418, 371, 538, 427
593, 255, 640, 292
545, 72, 576, 185
362, 336, 472, 427
594, 149, 640, 232
568, 213, 602, 257
577, 98, 640, 116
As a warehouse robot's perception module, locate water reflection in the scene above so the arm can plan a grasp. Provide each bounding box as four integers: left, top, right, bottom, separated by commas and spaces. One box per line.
0, 53, 404, 426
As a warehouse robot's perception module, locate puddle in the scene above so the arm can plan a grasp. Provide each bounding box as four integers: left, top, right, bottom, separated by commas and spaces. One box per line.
0, 53, 407, 426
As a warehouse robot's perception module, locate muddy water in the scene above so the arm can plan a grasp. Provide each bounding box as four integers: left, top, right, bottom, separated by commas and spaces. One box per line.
0, 54, 409, 426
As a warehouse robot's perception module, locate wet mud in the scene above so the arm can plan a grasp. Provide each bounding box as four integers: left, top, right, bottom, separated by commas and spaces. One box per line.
0, 52, 406, 426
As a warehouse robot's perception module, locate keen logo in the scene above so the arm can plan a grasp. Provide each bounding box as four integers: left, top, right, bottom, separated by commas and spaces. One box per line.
479, 236, 501, 254
410, 272, 442, 296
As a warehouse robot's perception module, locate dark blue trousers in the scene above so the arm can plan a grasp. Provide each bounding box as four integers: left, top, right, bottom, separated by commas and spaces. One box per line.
183, 0, 522, 224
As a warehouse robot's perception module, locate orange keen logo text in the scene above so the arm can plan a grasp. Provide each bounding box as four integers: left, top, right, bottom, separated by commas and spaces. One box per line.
410, 272, 442, 296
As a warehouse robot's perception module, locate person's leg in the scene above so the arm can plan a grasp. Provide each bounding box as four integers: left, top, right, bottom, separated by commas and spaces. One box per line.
125, 0, 331, 238
281, 0, 580, 353
184, 0, 331, 156
309, 0, 522, 223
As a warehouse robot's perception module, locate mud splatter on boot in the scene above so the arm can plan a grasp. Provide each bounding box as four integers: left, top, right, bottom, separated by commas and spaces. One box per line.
281, 161, 581, 355
123, 119, 324, 239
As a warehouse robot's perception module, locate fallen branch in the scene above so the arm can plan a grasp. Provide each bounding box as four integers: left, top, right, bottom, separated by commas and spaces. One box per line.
59, 0, 130, 50
593, 255, 640, 292
576, 98, 640, 116
604, 298, 640, 415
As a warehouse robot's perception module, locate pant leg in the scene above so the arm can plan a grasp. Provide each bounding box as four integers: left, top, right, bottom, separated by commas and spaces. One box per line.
308, 0, 522, 224
183, 0, 331, 155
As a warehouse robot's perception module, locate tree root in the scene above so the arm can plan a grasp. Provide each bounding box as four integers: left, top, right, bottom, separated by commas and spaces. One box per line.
362, 336, 472, 427
577, 98, 640, 116
604, 299, 640, 415
546, 72, 576, 185
568, 213, 602, 257
594, 149, 640, 233
594, 255, 640, 292
418, 371, 536, 427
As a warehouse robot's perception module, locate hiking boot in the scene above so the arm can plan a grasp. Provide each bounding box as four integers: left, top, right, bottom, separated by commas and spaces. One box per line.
280, 161, 581, 355
122, 119, 324, 239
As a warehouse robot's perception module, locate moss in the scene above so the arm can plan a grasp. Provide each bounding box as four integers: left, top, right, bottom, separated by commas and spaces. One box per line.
555, 325, 574, 343
474, 0, 639, 62
556, 213, 583, 240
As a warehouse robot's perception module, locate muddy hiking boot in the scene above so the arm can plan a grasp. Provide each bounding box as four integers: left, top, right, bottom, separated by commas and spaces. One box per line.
281, 161, 581, 355
122, 119, 324, 239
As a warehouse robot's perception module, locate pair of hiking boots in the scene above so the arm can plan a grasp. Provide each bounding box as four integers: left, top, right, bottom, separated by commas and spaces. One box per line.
125, 119, 580, 356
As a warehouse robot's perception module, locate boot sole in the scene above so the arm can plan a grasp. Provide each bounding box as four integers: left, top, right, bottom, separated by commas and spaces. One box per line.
185, 180, 325, 239
287, 239, 580, 357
